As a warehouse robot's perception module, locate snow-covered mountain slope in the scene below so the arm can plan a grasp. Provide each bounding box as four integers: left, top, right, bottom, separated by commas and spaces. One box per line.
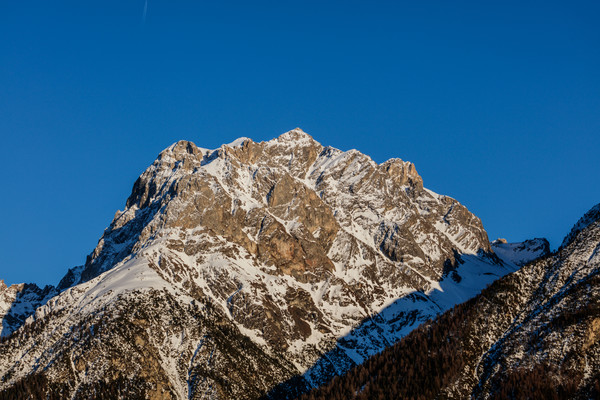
0, 129, 547, 399
0, 281, 55, 338
300, 202, 600, 399
562, 203, 600, 248
0, 256, 299, 399
491, 237, 550, 266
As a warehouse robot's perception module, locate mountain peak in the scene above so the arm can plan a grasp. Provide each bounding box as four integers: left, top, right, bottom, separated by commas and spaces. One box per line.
273, 128, 317, 145
380, 158, 423, 189
226, 137, 252, 147
164, 140, 203, 156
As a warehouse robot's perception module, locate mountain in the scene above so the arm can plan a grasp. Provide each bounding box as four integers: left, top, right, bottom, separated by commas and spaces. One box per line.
0, 281, 55, 337
300, 203, 600, 399
0, 129, 544, 399
491, 237, 550, 266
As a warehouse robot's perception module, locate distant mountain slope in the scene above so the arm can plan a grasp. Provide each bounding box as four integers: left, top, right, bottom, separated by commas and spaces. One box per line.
0, 281, 55, 337
491, 237, 550, 266
300, 203, 600, 400
0, 129, 545, 399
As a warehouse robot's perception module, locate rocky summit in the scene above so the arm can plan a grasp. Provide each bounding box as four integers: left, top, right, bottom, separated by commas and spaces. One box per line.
0, 129, 546, 399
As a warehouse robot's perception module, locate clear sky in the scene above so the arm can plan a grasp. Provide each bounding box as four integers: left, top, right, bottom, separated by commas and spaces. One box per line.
1, 1, 599, 286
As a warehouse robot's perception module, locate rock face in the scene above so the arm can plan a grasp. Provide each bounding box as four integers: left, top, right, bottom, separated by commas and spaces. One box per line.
0, 129, 540, 399
301, 202, 600, 399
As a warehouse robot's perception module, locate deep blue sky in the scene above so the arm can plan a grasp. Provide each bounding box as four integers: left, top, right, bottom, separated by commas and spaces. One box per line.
1, 1, 599, 286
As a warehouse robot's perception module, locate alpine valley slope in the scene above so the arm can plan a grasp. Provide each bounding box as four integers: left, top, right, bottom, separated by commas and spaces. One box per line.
300, 203, 600, 400
0, 129, 545, 399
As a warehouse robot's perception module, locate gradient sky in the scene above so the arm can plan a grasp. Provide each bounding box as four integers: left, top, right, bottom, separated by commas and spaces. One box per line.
1, 1, 599, 286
